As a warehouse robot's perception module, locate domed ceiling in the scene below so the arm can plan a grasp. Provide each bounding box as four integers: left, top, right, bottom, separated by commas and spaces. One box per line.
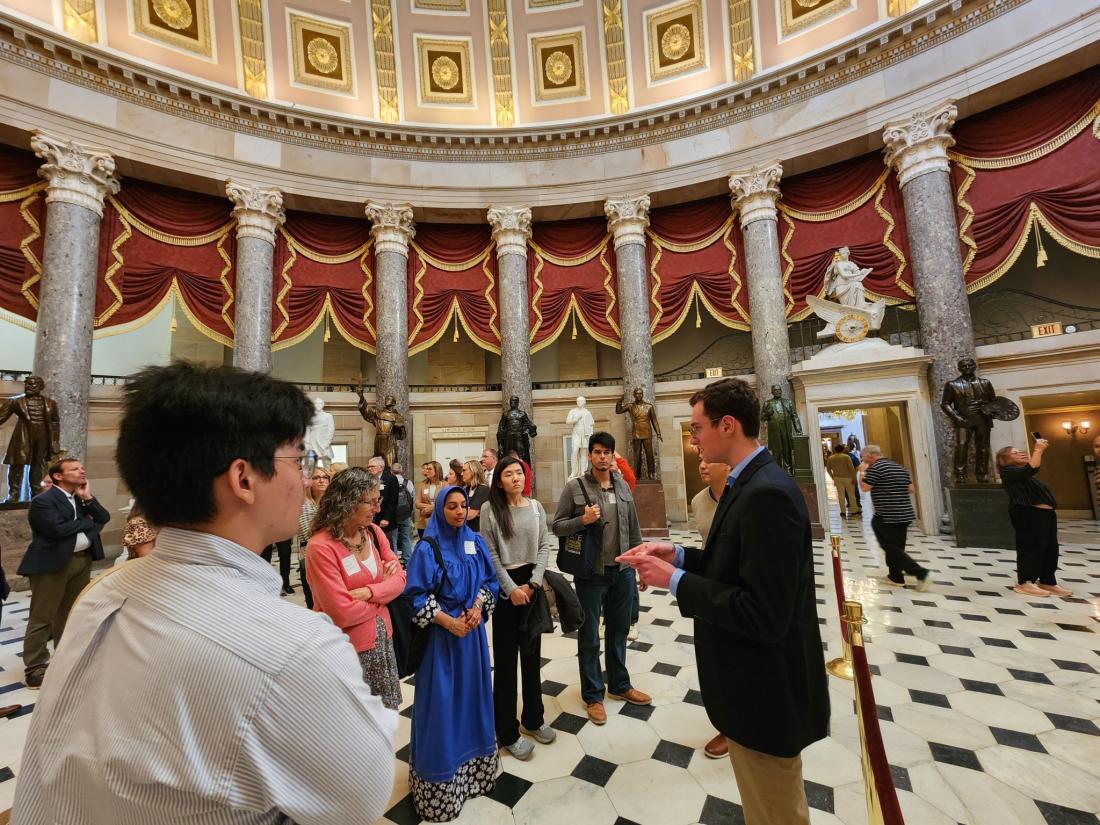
4, 0, 918, 129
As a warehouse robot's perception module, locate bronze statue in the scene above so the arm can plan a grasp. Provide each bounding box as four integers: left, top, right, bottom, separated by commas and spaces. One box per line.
615, 387, 661, 480
761, 385, 803, 475
1, 375, 61, 502
357, 391, 406, 468
940, 357, 997, 484
497, 396, 537, 467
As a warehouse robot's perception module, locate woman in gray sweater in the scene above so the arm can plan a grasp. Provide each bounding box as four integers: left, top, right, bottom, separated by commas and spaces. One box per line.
481, 456, 557, 761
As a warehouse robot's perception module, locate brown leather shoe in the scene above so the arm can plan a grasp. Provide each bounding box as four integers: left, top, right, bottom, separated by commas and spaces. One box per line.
0, 704, 22, 720
608, 688, 652, 706
586, 702, 607, 725
704, 733, 729, 759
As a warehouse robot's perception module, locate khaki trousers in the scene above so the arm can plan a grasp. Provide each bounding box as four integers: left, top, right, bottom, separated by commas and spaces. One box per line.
727, 739, 810, 825
23, 552, 93, 676
834, 477, 858, 513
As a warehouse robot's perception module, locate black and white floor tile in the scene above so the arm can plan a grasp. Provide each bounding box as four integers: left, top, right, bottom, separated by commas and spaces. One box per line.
2, 495, 1098, 823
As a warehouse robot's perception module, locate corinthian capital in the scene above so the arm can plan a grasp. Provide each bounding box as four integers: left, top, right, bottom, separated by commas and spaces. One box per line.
487, 206, 532, 259
225, 180, 285, 245
604, 195, 650, 250
882, 101, 957, 187
30, 131, 119, 217
728, 161, 782, 227
365, 201, 415, 256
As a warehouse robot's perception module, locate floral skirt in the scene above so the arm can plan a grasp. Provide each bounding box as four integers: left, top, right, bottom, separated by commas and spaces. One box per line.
410, 752, 499, 823
357, 617, 402, 710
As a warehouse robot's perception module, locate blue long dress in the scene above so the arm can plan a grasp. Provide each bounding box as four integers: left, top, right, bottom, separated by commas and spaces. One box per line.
404, 485, 500, 822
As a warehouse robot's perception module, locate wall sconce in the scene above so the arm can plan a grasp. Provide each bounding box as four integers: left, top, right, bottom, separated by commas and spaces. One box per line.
1062, 420, 1090, 435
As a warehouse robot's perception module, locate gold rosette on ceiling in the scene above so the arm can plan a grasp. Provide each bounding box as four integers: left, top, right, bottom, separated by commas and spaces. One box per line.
152, 0, 193, 30
661, 23, 691, 61
545, 51, 574, 85
307, 37, 339, 75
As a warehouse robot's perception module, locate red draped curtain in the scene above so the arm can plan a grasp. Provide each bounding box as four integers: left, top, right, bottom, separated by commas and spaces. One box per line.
0, 145, 46, 326
528, 218, 618, 350
950, 67, 1100, 290
779, 153, 912, 320
647, 196, 749, 338
408, 224, 498, 354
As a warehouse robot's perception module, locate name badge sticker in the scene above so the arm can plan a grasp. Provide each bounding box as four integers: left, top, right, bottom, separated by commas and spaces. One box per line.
464, 540, 477, 555
341, 554, 360, 576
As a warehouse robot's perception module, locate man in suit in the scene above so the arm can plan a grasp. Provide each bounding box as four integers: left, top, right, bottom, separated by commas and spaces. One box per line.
18, 457, 110, 689
620, 378, 828, 825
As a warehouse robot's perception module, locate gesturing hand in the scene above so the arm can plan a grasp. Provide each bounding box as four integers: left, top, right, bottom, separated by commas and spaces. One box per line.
620, 541, 675, 563
618, 553, 675, 590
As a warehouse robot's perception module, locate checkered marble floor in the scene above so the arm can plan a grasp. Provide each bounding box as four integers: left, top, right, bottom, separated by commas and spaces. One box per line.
2, 495, 1098, 824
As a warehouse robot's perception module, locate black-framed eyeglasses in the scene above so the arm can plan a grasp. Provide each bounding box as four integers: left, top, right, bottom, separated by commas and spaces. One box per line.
688, 418, 722, 437
273, 451, 318, 478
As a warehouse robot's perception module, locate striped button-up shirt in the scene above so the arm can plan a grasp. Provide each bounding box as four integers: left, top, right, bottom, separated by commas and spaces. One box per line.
13, 527, 397, 825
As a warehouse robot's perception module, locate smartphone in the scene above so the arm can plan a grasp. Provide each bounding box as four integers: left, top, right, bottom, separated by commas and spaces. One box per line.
1031, 431, 1042, 440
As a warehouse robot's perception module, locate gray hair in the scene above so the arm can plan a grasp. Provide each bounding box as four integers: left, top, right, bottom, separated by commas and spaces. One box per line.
367, 455, 385, 469
311, 467, 380, 537
391, 462, 404, 475
861, 444, 883, 458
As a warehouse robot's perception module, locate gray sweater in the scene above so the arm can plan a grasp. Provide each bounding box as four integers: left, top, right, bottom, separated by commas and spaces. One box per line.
481, 499, 554, 596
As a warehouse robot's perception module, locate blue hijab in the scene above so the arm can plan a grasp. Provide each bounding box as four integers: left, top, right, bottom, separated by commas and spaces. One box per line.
421, 484, 477, 559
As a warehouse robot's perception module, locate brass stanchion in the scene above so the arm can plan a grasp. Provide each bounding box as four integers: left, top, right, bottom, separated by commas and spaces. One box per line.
826, 535, 856, 680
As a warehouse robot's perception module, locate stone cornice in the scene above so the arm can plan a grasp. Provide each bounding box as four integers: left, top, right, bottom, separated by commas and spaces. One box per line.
729, 162, 783, 227
30, 130, 118, 216
487, 206, 532, 259
225, 180, 285, 245
605, 195, 651, 250
366, 202, 415, 256
882, 101, 958, 187
0, 0, 1022, 164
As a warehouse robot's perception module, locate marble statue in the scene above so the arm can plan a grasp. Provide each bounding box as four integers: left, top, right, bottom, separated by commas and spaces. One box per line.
940, 357, 999, 484
805, 247, 887, 340
497, 396, 537, 467
824, 246, 872, 308
1, 375, 61, 502
565, 396, 595, 479
357, 391, 406, 468
304, 398, 335, 468
615, 387, 661, 480
761, 385, 803, 475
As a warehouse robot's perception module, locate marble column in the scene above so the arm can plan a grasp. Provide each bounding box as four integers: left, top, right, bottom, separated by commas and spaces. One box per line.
225, 181, 285, 373
883, 102, 976, 491
488, 206, 534, 419
729, 161, 791, 406
605, 194, 656, 396
366, 201, 415, 468
30, 131, 119, 460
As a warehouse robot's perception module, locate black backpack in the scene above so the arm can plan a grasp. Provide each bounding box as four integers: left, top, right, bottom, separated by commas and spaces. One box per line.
394, 478, 414, 521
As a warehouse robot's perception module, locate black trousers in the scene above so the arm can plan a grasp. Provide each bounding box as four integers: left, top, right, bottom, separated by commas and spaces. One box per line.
262, 539, 292, 589
1009, 506, 1059, 585
492, 564, 544, 747
871, 515, 926, 581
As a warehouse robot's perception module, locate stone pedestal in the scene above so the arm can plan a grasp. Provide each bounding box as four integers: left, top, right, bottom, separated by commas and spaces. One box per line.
792, 435, 825, 540
947, 485, 1014, 549
633, 479, 669, 539
1, 502, 32, 591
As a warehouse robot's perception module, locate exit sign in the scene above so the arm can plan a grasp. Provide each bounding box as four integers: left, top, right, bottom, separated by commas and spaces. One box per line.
1031, 322, 1063, 338
705, 367, 724, 378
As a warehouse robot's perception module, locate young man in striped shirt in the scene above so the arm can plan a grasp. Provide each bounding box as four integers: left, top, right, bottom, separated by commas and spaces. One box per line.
858, 445, 932, 591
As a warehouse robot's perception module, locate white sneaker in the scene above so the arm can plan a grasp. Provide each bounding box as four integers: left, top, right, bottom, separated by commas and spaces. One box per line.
504, 737, 534, 760
521, 725, 557, 744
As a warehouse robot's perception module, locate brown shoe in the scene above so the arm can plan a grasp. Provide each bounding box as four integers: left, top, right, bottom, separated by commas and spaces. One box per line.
586, 702, 607, 725
608, 688, 652, 706
0, 704, 22, 720
704, 733, 729, 759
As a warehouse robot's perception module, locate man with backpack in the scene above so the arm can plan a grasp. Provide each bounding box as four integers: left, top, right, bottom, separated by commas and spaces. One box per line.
390, 462, 416, 566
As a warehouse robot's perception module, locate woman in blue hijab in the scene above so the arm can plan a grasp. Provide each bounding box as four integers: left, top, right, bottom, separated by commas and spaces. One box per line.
404, 485, 500, 822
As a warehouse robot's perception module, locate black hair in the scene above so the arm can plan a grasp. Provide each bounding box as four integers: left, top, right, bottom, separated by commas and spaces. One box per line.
486, 455, 526, 540
833, 444, 846, 454
689, 378, 761, 439
116, 362, 314, 526
588, 431, 616, 453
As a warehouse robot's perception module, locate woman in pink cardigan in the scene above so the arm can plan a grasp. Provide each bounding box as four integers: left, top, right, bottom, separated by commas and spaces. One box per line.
306, 466, 407, 709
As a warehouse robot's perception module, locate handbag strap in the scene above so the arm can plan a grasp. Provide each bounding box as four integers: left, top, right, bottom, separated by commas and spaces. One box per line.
420, 535, 452, 593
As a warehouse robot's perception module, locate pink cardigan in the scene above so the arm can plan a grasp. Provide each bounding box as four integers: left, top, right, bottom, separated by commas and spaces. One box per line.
305, 527, 407, 653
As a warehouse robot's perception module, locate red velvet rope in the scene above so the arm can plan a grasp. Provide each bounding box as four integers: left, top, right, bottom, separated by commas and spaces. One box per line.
851, 643, 906, 824
831, 551, 849, 643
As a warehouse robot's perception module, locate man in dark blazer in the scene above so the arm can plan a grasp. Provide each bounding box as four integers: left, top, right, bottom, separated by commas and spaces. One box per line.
18, 457, 110, 689
620, 378, 828, 825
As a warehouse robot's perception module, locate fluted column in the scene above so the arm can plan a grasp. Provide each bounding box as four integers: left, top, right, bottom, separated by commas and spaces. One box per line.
366, 201, 415, 467
605, 193, 656, 400
488, 206, 533, 418
729, 161, 791, 406
884, 102, 976, 489
226, 181, 285, 373
30, 131, 119, 460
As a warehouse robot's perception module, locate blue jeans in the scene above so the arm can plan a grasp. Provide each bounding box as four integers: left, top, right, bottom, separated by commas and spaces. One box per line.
575, 565, 636, 704
396, 519, 413, 567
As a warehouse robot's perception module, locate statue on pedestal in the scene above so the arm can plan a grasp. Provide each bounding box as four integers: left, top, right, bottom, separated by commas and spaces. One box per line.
357, 390, 406, 468
1, 375, 61, 502
805, 247, 887, 342
565, 396, 595, 479
304, 398, 335, 469
616, 387, 661, 480
497, 396, 537, 467
940, 357, 1017, 484
761, 385, 803, 475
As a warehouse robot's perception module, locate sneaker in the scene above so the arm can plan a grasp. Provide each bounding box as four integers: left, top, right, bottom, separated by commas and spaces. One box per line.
608, 688, 652, 706
882, 577, 906, 588
627, 625, 639, 641
586, 702, 607, 725
521, 724, 557, 745
915, 572, 933, 592
1013, 582, 1048, 597
504, 737, 534, 760
1037, 583, 1073, 597
704, 733, 729, 759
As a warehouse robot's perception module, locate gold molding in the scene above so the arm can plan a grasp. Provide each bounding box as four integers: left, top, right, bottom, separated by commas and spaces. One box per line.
727, 0, 754, 82
646, 0, 706, 83
133, 0, 212, 57
63, 0, 97, 44
601, 0, 629, 114
416, 36, 474, 105
290, 13, 354, 95
414, 0, 468, 10
486, 0, 516, 126
529, 0, 578, 7
531, 29, 586, 102
887, 0, 918, 15
370, 0, 400, 122
236, 0, 267, 98
779, 0, 852, 38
